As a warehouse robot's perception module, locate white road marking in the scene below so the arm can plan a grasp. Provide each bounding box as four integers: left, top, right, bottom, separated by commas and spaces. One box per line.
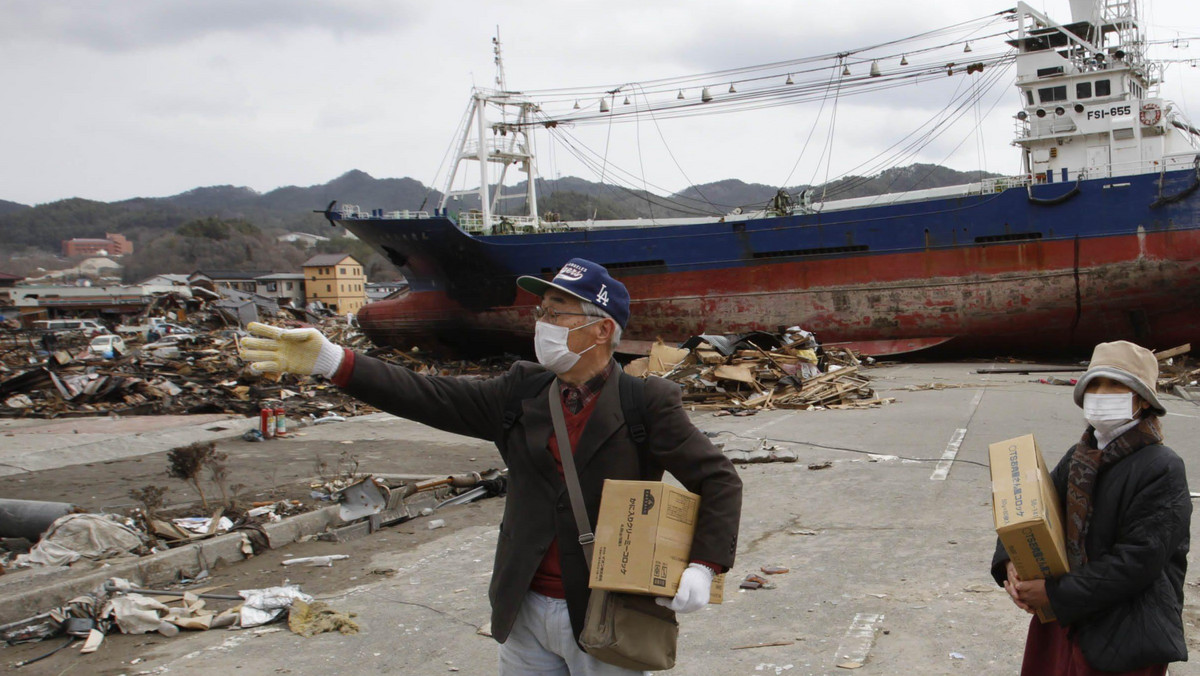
931, 389, 985, 481
833, 612, 884, 668
930, 428, 967, 481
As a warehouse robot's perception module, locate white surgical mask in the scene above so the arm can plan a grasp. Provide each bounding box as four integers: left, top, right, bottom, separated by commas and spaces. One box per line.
1083, 392, 1135, 436
534, 318, 601, 374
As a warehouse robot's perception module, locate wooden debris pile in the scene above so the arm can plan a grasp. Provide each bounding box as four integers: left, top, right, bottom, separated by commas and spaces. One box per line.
0, 323, 371, 419
625, 337, 890, 411
1154, 343, 1200, 396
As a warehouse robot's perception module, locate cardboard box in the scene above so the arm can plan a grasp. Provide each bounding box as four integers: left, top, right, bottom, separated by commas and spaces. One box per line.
588, 480, 724, 603
988, 434, 1070, 622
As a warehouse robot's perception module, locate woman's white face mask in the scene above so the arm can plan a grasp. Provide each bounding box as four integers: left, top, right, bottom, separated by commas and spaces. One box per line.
1083, 392, 1135, 435
534, 318, 602, 374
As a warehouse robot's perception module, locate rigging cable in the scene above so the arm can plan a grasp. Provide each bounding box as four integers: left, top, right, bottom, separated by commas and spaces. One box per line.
779, 56, 839, 191
817, 56, 846, 202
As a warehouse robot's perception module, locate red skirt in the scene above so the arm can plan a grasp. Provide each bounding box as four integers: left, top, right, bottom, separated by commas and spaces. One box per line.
1021, 617, 1167, 676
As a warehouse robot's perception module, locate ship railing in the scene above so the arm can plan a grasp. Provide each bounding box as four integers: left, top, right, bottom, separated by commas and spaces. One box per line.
460, 139, 530, 161
979, 175, 1034, 193
457, 212, 547, 235
336, 204, 430, 220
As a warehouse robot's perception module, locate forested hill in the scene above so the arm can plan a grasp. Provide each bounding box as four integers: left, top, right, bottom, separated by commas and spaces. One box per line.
1, 164, 1000, 252
0, 199, 30, 216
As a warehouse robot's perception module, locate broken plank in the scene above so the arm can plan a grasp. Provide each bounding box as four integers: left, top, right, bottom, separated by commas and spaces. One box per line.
1155, 343, 1191, 361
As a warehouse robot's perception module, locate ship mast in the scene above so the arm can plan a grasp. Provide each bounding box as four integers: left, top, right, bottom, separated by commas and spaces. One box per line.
438, 29, 542, 235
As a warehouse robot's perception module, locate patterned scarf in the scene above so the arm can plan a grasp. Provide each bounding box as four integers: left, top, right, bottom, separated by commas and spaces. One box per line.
1065, 415, 1163, 568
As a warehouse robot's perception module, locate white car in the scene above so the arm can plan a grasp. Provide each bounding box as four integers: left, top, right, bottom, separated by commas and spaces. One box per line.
88, 334, 126, 356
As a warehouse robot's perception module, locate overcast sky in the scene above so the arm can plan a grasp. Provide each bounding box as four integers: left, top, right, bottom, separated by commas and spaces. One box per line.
2, 0, 1198, 207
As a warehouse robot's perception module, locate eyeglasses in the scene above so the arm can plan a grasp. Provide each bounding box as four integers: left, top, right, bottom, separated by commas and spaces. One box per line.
533, 306, 591, 322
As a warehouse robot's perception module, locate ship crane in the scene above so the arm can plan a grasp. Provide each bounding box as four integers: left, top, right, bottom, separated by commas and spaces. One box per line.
438, 29, 542, 235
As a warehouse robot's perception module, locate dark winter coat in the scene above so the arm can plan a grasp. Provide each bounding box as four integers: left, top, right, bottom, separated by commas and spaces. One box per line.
338, 355, 743, 644
992, 441, 1190, 671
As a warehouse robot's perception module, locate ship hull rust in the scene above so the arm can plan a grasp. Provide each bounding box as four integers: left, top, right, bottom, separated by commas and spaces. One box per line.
356, 229, 1200, 356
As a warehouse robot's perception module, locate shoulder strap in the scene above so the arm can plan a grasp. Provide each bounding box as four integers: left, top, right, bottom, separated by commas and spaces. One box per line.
502, 370, 556, 431
619, 372, 648, 448
497, 370, 555, 455
549, 379, 597, 570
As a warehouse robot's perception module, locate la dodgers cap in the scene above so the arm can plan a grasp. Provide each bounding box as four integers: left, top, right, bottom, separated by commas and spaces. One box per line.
516, 258, 630, 329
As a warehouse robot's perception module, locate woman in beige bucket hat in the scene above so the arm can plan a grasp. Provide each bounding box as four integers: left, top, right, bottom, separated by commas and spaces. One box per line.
991, 341, 1191, 674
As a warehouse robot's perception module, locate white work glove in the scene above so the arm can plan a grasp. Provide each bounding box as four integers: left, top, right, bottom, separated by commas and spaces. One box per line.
239, 322, 344, 377
656, 563, 713, 613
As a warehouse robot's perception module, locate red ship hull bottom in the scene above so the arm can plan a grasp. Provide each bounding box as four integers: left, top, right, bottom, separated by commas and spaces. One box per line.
357, 233, 1200, 357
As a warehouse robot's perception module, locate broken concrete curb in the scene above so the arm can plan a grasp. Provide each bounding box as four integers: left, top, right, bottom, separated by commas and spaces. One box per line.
0, 505, 342, 625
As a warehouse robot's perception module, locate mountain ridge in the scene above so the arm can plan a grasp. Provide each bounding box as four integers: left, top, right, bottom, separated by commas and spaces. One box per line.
0, 164, 1002, 253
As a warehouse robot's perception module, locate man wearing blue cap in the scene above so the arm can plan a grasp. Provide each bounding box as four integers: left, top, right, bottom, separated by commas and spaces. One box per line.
240, 258, 742, 675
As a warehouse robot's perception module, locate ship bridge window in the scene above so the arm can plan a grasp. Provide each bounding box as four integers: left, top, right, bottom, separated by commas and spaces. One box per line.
1036, 66, 1064, 78
1076, 82, 1092, 99
1095, 79, 1111, 97
1025, 90, 1034, 105
1038, 86, 1067, 103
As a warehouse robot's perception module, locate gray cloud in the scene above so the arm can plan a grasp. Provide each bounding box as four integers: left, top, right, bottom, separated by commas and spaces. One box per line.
1, 0, 420, 52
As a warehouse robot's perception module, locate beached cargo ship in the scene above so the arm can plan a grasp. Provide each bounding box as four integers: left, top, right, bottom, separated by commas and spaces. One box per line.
327, 0, 1200, 356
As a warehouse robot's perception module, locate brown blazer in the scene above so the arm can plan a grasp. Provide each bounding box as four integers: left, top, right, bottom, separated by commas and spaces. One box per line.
338, 355, 743, 643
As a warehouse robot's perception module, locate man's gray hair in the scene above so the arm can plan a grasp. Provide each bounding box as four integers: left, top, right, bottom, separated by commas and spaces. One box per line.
579, 300, 622, 349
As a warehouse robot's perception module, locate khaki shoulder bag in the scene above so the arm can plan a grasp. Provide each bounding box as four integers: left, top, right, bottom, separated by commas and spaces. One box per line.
549, 379, 678, 671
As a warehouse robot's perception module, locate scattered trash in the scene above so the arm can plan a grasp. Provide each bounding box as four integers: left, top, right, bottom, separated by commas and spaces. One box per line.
807, 461, 833, 471
281, 555, 349, 567
732, 640, 794, 650
171, 516, 233, 536
79, 628, 104, 653
1037, 377, 1077, 386
789, 529, 820, 536
949, 652, 966, 660
427, 519, 446, 530
287, 599, 359, 637
724, 441, 798, 464
739, 574, 774, 590
12, 513, 147, 568
760, 565, 790, 575
239, 586, 313, 628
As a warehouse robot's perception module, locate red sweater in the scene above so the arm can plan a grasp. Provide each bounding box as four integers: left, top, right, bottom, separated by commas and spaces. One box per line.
530, 391, 601, 598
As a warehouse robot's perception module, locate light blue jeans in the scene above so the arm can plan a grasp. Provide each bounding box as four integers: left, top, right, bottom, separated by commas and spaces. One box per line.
498, 591, 649, 676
